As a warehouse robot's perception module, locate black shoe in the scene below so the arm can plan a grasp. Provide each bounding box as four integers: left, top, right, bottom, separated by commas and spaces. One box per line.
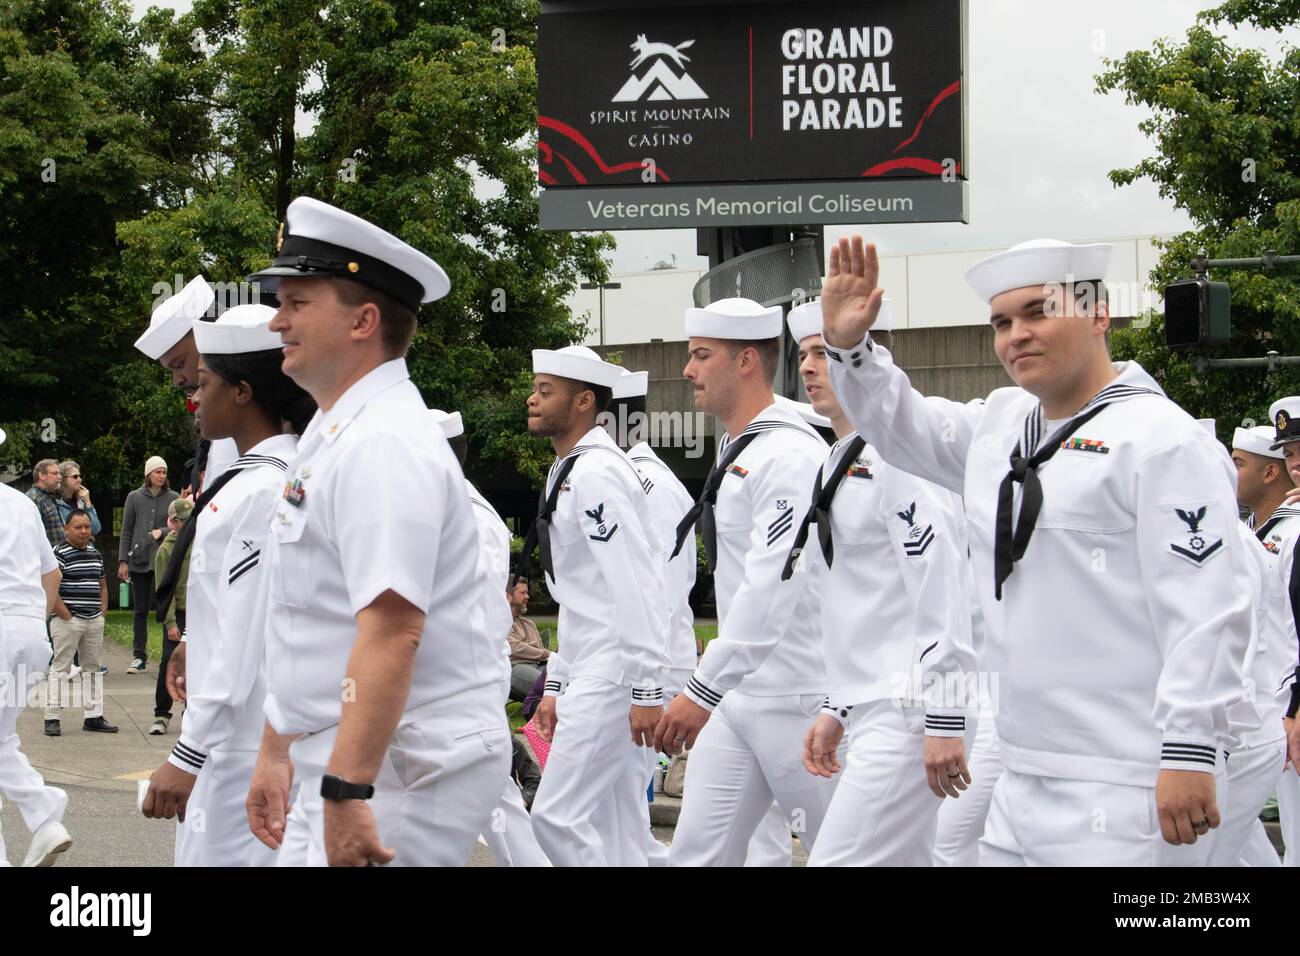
43, 720, 60, 737
82, 716, 119, 734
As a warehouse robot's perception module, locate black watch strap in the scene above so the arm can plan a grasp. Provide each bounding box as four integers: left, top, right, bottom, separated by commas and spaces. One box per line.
320, 773, 375, 801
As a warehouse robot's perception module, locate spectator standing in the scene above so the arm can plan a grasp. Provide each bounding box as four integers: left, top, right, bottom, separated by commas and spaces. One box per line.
506, 579, 549, 702
44, 512, 116, 735
55, 461, 102, 536
149, 498, 193, 735
26, 460, 65, 547
117, 457, 177, 674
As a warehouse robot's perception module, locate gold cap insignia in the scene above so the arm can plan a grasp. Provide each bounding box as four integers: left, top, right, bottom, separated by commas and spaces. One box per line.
347, 261, 359, 273
1278, 410, 1291, 432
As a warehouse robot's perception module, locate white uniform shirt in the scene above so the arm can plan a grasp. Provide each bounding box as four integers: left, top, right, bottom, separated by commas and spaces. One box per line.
627, 441, 697, 678
204, 437, 239, 487
539, 426, 669, 703
827, 338, 1251, 786
799, 433, 977, 736
170, 434, 298, 772
682, 402, 829, 711
0, 483, 57, 613
263, 359, 503, 735
466, 479, 513, 692
1248, 507, 1300, 734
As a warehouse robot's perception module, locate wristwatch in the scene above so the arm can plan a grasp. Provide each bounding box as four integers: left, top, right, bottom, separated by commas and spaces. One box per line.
320, 774, 375, 801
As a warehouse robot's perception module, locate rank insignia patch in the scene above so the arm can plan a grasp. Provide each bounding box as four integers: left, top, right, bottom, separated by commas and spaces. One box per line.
894, 502, 935, 557
1167, 503, 1224, 566
585, 502, 619, 542
1061, 437, 1109, 454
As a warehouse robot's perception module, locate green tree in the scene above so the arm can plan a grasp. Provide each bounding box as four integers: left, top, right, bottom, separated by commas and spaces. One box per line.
1095, 0, 1300, 440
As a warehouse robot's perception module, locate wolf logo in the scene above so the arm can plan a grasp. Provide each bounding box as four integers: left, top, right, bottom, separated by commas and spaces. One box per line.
630, 35, 694, 71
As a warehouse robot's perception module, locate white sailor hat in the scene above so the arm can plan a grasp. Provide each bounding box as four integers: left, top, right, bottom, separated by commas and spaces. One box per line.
247, 197, 450, 313
429, 409, 464, 439
685, 297, 782, 340
875, 294, 895, 333
1232, 424, 1283, 459
532, 345, 625, 389
786, 300, 822, 343
774, 393, 831, 429
135, 276, 215, 360
192, 304, 281, 355
964, 238, 1112, 304
612, 369, 649, 400
1269, 397, 1300, 449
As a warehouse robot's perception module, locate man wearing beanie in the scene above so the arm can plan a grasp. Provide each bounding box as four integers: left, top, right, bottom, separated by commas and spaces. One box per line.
820, 235, 1251, 865
117, 456, 178, 673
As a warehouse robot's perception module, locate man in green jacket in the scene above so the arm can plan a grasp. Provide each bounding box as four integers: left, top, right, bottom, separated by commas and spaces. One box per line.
150, 498, 193, 736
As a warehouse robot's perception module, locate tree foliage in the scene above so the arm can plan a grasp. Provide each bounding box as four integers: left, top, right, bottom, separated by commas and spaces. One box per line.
1, 0, 608, 503
1095, 0, 1300, 438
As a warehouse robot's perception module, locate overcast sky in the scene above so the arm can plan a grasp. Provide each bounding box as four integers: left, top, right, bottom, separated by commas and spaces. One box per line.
134, 0, 1296, 272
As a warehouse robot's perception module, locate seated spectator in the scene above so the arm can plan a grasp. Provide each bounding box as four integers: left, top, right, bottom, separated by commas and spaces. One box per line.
149, 498, 193, 735
43, 512, 117, 736
55, 461, 102, 535
507, 579, 549, 702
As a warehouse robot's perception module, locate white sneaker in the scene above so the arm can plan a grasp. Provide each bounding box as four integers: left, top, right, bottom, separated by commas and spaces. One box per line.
22, 822, 72, 867
69, 665, 81, 679
127, 659, 145, 674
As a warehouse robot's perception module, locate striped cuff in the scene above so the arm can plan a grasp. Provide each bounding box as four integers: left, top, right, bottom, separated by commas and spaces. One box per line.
822, 334, 872, 369
167, 739, 207, 774
542, 678, 565, 699
630, 685, 664, 706
924, 712, 966, 738
682, 674, 724, 713
1159, 739, 1218, 773
822, 699, 854, 729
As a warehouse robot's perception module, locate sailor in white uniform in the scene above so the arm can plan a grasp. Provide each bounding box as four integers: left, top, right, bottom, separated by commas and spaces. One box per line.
526, 346, 670, 867
820, 235, 1252, 865
0, 427, 72, 867
655, 298, 837, 866
783, 300, 978, 866
141, 304, 309, 866
430, 409, 549, 868
246, 198, 509, 866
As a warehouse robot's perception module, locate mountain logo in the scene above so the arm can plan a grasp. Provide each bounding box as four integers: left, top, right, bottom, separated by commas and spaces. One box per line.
613, 35, 708, 102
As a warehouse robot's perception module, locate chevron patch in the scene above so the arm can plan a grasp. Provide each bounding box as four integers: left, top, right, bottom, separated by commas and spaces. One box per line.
768, 508, 794, 546
902, 524, 935, 557
1165, 501, 1224, 568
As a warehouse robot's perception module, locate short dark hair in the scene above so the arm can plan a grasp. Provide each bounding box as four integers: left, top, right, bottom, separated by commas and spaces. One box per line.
447, 433, 468, 467
613, 395, 647, 419
203, 348, 318, 435
64, 509, 90, 527
725, 338, 779, 380
570, 380, 613, 415
330, 277, 417, 358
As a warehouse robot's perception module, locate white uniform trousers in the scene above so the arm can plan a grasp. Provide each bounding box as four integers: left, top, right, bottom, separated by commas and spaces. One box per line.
1209, 737, 1286, 866
0, 613, 67, 862
980, 767, 1224, 866
809, 701, 943, 867
1275, 765, 1300, 866
481, 780, 551, 867
175, 748, 276, 867
277, 684, 508, 867
668, 690, 837, 866
531, 676, 653, 867
933, 709, 1002, 866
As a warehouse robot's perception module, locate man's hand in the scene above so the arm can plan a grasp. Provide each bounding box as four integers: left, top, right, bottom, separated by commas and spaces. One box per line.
166, 641, 187, 701
1155, 769, 1221, 845
166, 625, 181, 642
117, 561, 130, 583
324, 799, 395, 867
653, 694, 711, 755
141, 762, 198, 821
535, 696, 558, 742
55, 607, 72, 622
925, 735, 971, 798
629, 704, 664, 747
246, 749, 294, 850
820, 235, 886, 350
150, 528, 163, 541
1286, 716, 1298, 772
802, 714, 844, 778
1284, 488, 1300, 507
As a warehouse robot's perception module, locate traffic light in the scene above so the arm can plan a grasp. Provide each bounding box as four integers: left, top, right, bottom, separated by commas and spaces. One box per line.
1163, 277, 1231, 350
